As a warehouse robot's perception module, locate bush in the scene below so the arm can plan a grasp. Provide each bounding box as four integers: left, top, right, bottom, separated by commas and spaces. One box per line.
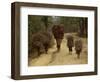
28, 31, 54, 57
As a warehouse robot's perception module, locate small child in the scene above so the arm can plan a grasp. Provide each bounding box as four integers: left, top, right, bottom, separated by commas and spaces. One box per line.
75, 39, 82, 58
66, 34, 74, 54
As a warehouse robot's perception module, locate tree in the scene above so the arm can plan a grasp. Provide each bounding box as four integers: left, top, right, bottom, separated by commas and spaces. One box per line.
41, 16, 49, 30
79, 18, 87, 37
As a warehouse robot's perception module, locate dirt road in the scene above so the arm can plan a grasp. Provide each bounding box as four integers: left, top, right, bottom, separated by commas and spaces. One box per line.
28, 33, 88, 66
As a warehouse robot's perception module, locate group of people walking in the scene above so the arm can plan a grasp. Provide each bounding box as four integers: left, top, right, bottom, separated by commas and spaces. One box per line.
52, 24, 83, 59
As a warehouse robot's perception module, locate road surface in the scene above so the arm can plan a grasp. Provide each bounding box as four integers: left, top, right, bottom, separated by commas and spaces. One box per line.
28, 33, 88, 66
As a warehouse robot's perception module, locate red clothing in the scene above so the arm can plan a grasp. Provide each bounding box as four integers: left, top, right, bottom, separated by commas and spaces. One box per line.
52, 25, 64, 39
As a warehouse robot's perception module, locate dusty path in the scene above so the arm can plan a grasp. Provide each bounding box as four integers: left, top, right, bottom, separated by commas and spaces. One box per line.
28, 33, 88, 66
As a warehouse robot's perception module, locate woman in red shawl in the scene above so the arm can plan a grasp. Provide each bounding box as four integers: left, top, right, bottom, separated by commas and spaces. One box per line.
52, 24, 64, 52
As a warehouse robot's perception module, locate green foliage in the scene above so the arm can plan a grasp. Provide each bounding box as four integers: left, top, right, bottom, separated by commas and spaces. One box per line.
28, 15, 87, 34
60, 17, 81, 33
41, 16, 48, 30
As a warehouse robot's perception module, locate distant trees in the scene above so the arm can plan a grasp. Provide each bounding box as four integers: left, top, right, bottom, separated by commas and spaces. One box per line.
41, 16, 49, 30
79, 18, 87, 37
60, 17, 81, 33
59, 17, 88, 37
28, 15, 88, 36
